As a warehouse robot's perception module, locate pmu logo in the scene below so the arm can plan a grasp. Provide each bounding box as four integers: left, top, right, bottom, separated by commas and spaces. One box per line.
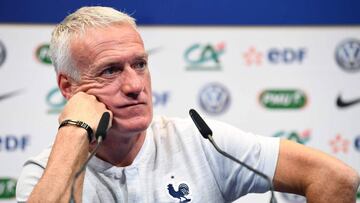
184, 42, 225, 71
35, 43, 52, 65
153, 91, 170, 107
198, 83, 231, 115
0, 40, 6, 67
259, 89, 307, 109
0, 178, 16, 199
268, 48, 306, 64
335, 39, 360, 72
273, 130, 311, 145
0, 135, 30, 152
280, 193, 306, 203
46, 87, 66, 114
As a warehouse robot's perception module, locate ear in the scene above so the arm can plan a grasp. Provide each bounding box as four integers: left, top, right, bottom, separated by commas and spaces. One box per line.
57, 74, 74, 100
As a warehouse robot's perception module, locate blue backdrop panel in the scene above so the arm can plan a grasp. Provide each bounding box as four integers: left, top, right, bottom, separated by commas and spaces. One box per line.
0, 0, 360, 25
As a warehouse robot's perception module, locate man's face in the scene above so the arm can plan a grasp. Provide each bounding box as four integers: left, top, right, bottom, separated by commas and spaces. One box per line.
69, 24, 153, 135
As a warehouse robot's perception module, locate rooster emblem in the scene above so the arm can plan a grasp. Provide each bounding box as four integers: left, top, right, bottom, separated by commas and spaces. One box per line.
167, 183, 191, 202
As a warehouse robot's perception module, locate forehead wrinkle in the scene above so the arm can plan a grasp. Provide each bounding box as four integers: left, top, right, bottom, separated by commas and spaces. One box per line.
86, 41, 143, 66
91, 40, 141, 57
70, 40, 92, 71
70, 25, 145, 73
93, 51, 148, 70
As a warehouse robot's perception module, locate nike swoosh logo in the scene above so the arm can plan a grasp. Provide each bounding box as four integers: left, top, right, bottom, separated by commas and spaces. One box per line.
146, 47, 162, 55
336, 95, 360, 108
0, 89, 23, 102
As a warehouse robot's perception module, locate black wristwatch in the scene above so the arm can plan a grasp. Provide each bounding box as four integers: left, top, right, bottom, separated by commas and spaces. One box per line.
59, 119, 94, 142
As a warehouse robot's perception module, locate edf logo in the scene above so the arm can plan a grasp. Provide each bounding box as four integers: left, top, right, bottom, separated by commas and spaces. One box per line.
0, 135, 30, 152
268, 48, 306, 64
153, 91, 170, 107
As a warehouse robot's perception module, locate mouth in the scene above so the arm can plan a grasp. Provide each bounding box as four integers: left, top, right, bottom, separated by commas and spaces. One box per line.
118, 102, 146, 108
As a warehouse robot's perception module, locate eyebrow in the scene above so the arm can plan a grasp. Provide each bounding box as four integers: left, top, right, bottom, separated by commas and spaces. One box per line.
91, 52, 147, 71
134, 53, 148, 59
120, 53, 148, 63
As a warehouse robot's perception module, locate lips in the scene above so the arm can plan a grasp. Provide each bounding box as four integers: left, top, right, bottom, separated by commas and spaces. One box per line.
117, 101, 146, 109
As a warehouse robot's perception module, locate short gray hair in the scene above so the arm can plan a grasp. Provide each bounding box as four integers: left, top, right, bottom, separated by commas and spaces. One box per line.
49, 6, 137, 80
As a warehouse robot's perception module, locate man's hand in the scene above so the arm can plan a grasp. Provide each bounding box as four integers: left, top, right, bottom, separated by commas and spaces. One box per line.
59, 91, 113, 135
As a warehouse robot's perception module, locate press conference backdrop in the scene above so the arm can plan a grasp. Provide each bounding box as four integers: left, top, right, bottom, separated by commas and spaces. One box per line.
1, 1, 360, 203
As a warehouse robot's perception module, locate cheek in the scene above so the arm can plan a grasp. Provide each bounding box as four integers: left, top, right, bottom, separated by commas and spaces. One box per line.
86, 83, 119, 103
145, 78, 153, 102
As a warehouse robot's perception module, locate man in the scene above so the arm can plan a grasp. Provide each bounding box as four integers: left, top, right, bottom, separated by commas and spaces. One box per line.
16, 6, 359, 203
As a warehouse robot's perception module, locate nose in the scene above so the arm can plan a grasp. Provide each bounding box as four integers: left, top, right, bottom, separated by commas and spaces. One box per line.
120, 67, 144, 99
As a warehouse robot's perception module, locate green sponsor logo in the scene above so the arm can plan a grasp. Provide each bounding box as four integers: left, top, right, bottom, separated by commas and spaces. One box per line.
184, 42, 225, 71
46, 87, 66, 114
36, 43, 52, 64
260, 89, 307, 109
0, 178, 16, 199
273, 130, 311, 145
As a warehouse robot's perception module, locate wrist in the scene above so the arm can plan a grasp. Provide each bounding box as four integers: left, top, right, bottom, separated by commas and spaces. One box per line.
59, 119, 94, 142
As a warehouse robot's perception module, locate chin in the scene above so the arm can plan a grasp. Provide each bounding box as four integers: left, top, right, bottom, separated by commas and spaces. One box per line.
111, 115, 152, 135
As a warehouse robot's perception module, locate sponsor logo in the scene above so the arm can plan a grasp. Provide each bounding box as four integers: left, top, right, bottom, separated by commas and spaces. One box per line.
46, 87, 66, 114
354, 135, 360, 152
336, 94, 360, 108
0, 178, 16, 199
329, 134, 350, 153
198, 83, 231, 115
153, 91, 170, 107
147, 47, 162, 55
0, 135, 30, 152
35, 43, 52, 64
335, 39, 360, 72
0, 41, 6, 67
268, 48, 306, 64
280, 193, 306, 203
259, 89, 307, 109
0, 89, 23, 102
243, 46, 263, 66
184, 42, 225, 71
273, 130, 311, 145
243, 47, 307, 66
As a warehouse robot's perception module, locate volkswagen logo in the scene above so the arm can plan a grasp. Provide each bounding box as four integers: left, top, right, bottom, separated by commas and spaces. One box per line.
198, 83, 231, 115
355, 135, 360, 152
335, 39, 360, 72
0, 41, 6, 67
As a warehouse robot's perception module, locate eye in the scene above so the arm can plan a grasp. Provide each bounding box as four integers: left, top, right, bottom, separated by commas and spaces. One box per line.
100, 65, 122, 76
133, 60, 147, 70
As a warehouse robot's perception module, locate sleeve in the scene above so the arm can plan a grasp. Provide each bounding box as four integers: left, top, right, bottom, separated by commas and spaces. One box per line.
16, 147, 50, 202
16, 161, 45, 202
200, 119, 280, 201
